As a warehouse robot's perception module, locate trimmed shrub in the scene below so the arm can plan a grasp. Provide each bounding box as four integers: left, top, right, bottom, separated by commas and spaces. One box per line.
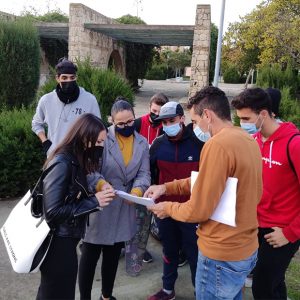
0, 19, 40, 109
256, 63, 299, 95
35, 59, 134, 123
0, 107, 44, 198
223, 65, 240, 83
279, 86, 300, 128
255, 63, 300, 128
145, 64, 168, 80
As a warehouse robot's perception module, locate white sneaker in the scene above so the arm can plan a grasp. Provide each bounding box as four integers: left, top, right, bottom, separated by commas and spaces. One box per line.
244, 277, 253, 288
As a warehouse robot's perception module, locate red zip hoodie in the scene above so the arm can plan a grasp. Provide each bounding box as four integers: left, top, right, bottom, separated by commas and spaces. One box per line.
253, 122, 300, 242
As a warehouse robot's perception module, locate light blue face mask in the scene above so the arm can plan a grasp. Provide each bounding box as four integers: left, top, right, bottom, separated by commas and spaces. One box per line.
163, 123, 181, 137
240, 122, 258, 134
240, 115, 265, 135
193, 125, 211, 142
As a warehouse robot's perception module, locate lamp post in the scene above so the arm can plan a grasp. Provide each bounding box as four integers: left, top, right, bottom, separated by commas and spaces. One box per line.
213, 0, 226, 87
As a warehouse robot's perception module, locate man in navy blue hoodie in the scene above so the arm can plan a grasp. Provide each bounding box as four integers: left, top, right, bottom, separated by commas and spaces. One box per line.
148, 102, 204, 300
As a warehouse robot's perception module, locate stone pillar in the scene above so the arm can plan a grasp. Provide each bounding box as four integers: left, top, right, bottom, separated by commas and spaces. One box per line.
189, 5, 211, 98
68, 3, 125, 72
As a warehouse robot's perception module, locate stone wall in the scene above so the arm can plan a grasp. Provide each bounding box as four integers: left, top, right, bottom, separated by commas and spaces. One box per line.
0, 11, 17, 21
189, 5, 211, 97
68, 4, 125, 74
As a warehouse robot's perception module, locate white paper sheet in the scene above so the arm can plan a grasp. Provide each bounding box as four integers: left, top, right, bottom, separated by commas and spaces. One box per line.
115, 190, 155, 207
191, 171, 238, 227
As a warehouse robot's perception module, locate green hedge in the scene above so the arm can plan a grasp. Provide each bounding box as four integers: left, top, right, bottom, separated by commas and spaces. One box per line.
0, 19, 40, 109
37, 59, 134, 123
256, 64, 299, 95
279, 87, 300, 128
0, 107, 44, 198
145, 64, 168, 80
255, 63, 300, 128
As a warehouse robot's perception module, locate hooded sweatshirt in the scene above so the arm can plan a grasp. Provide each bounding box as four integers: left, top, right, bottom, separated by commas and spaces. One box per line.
135, 113, 163, 145
253, 122, 300, 242
32, 87, 101, 154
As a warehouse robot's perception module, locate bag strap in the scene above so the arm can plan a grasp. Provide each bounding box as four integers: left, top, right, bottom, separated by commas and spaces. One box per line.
26, 162, 60, 207
32, 162, 60, 194
287, 133, 300, 176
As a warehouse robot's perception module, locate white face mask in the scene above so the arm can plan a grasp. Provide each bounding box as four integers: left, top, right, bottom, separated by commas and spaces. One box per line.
193, 125, 211, 142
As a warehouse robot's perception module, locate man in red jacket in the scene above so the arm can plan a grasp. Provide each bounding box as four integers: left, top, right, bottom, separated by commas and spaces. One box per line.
135, 93, 169, 146
232, 88, 300, 300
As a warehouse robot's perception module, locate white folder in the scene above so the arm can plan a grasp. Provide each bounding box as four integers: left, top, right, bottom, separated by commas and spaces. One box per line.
191, 171, 238, 227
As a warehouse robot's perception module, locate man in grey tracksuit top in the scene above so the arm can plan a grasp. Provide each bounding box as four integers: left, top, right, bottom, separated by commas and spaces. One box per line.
32, 58, 101, 156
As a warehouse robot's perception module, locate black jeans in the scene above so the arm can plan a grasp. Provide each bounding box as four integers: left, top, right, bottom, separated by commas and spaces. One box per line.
252, 228, 300, 300
78, 241, 124, 299
157, 217, 198, 291
36, 236, 80, 300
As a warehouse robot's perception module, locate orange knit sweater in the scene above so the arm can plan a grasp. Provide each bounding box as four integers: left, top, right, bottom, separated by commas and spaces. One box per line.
164, 127, 263, 261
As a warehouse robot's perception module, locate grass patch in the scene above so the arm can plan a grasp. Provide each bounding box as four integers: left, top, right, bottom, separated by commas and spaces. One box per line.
287, 251, 300, 300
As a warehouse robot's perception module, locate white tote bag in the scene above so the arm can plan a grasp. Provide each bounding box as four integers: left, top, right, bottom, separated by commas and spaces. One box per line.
1, 190, 51, 273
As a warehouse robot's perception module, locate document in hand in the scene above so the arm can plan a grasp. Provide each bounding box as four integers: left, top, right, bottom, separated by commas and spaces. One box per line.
115, 190, 155, 207
191, 171, 238, 227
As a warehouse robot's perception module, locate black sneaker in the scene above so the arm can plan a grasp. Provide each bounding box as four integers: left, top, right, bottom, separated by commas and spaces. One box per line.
178, 251, 187, 267
143, 250, 153, 263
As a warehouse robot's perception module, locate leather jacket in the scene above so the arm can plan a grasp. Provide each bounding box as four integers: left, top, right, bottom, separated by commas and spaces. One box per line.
42, 152, 99, 238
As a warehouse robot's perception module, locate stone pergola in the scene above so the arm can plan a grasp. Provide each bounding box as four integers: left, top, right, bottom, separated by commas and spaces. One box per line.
36, 3, 211, 97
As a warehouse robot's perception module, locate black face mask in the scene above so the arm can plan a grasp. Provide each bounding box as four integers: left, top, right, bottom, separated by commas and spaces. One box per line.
61, 80, 78, 94
115, 124, 135, 137
150, 112, 161, 126
56, 81, 80, 104
85, 146, 104, 162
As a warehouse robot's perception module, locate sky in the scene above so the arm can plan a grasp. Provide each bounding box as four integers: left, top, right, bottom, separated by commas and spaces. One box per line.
0, 0, 263, 32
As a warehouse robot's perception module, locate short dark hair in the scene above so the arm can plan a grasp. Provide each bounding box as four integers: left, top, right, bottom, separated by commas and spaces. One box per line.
265, 87, 281, 117
187, 86, 231, 121
231, 88, 272, 115
150, 93, 169, 107
111, 97, 135, 119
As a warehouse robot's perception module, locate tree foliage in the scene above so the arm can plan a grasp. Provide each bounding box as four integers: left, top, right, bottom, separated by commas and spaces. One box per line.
21, 8, 69, 23
0, 19, 40, 109
209, 23, 218, 83
163, 48, 191, 77
222, 0, 300, 75
116, 14, 145, 25
21, 9, 69, 67
115, 14, 154, 88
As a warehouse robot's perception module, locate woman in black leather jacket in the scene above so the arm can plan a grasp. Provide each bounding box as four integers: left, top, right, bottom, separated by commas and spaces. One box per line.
36, 113, 115, 300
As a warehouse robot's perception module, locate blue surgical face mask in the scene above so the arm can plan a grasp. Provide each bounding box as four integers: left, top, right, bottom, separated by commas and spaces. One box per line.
193, 125, 211, 142
163, 123, 181, 137
240, 115, 264, 135
240, 123, 258, 134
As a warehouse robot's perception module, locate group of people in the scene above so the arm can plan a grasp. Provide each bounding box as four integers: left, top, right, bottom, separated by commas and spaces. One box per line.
30, 58, 299, 300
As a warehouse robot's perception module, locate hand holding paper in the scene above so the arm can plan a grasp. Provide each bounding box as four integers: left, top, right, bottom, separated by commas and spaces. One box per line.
115, 190, 155, 207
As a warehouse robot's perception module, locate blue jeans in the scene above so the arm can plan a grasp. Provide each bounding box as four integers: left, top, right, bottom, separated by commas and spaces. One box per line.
195, 250, 257, 300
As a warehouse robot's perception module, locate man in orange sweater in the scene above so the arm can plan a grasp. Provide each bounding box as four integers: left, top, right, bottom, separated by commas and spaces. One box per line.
145, 86, 263, 300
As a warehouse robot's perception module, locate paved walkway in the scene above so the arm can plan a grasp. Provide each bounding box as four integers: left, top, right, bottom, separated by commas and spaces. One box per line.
0, 80, 254, 300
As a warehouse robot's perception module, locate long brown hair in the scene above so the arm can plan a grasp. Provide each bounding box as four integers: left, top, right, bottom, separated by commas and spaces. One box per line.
45, 113, 107, 174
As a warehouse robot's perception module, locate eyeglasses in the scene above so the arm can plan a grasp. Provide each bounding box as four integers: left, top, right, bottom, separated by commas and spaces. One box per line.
115, 119, 135, 128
